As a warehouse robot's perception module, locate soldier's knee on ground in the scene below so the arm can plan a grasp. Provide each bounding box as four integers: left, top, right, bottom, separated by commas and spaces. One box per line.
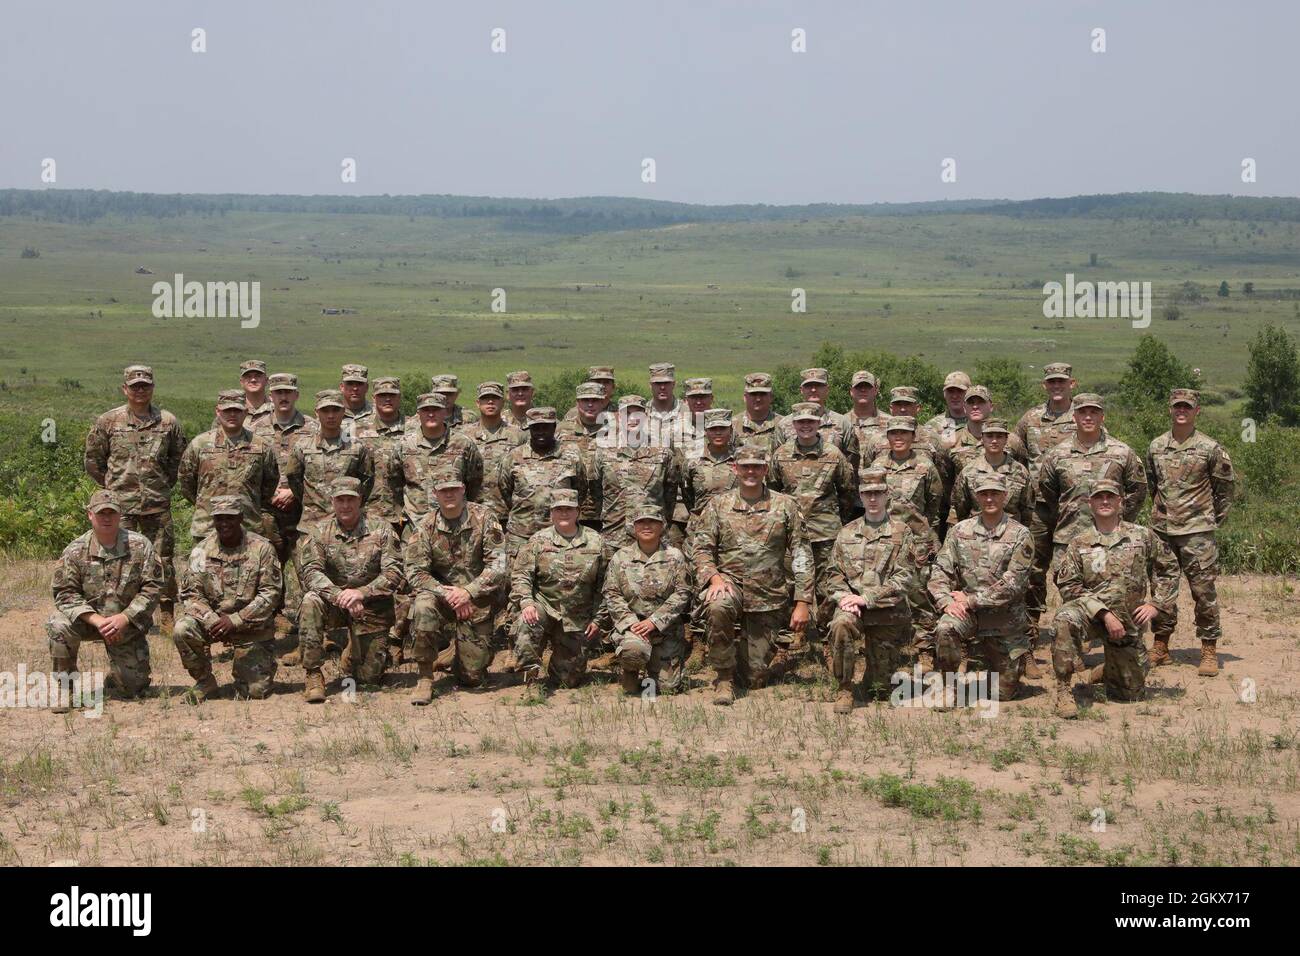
232, 642, 277, 698
107, 638, 152, 697
614, 633, 652, 671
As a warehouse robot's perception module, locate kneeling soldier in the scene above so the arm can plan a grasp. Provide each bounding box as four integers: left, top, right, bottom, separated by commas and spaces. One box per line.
406, 478, 508, 703
297, 478, 403, 702
929, 473, 1035, 703
47, 490, 161, 710
604, 508, 693, 696
823, 471, 918, 714
173, 496, 283, 701
1051, 479, 1180, 718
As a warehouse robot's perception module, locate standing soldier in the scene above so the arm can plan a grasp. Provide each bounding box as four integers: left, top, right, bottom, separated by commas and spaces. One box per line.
557, 380, 608, 531
496, 406, 585, 558
923, 371, 971, 449
211, 360, 274, 431
733, 372, 781, 455
406, 478, 508, 702
646, 362, 682, 450
562, 366, 616, 424
1051, 481, 1179, 718
950, 385, 1029, 473
593, 395, 680, 556
179, 389, 280, 542
339, 363, 372, 437
46, 490, 160, 710
84, 364, 186, 636
505, 370, 535, 429
173, 496, 282, 702
467, 381, 527, 517
929, 474, 1036, 703
511, 489, 607, 690
951, 418, 1033, 528
775, 368, 857, 463
665, 377, 715, 549
395, 392, 484, 528
692, 444, 812, 704
846, 369, 890, 473
296, 478, 403, 701
431, 374, 480, 431
604, 509, 693, 696
863, 387, 955, 504
1144, 388, 1235, 676
279, 389, 374, 533
681, 408, 740, 550
822, 471, 918, 713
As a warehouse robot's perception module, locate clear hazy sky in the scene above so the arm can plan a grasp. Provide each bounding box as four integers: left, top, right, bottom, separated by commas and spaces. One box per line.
2, 0, 1296, 204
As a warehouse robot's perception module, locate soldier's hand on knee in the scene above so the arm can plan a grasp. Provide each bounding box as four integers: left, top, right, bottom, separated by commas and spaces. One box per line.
584, 621, 601, 642
790, 601, 810, 633
838, 595, 866, 616
454, 601, 474, 622
1101, 611, 1126, 642
630, 618, 657, 638
1133, 603, 1158, 627
706, 574, 734, 602
522, 605, 540, 626
210, 614, 235, 639
336, 588, 366, 615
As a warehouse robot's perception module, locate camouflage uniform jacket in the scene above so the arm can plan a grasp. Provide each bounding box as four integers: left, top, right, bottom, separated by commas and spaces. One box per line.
468, 419, 527, 516
496, 443, 586, 541
254, 411, 320, 470
603, 543, 692, 638
181, 531, 282, 639
922, 412, 967, 450
1015, 404, 1076, 476
681, 445, 739, 520
1144, 430, 1235, 535
878, 450, 944, 541
692, 488, 813, 612
862, 424, 955, 490
594, 441, 680, 536
52, 529, 161, 632
510, 526, 607, 631
1056, 522, 1179, 630
951, 454, 1034, 528
84, 404, 187, 515
353, 413, 407, 527
928, 514, 1034, 615
775, 407, 859, 464
731, 413, 781, 455
847, 410, 890, 471
178, 428, 281, 539
298, 515, 403, 604
646, 401, 685, 449
1034, 433, 1147, 546
822, 516, 916, 614
282, 432, 375, 529
446, 404, 480, 431
767, 437, 857, 543
404, 502, 508, 624
340, 401, 373, 439
557, 416, 605, 523
949, 426, 1029, 473
395, 427, 484, 525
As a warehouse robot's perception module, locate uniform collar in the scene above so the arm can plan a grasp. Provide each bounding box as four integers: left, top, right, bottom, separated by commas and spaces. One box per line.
730, 489, 771, 512
215, 428, 254, 448
87, 529, 130, 559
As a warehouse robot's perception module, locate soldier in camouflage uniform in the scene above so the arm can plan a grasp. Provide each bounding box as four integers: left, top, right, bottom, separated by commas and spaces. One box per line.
732, 372, 782, 455
47, 490, 161, 709
846, 369, 890, 475
173, 495, 283, 701
467, 381, 527, 518
774, 368, 858, 463
279, 389, 375, 533
823, 471, 917, 713
561, 365, 616, 425
593, 395, 680, 555
406, 478, 508, 701
1051, 480, 1180, 718
664, 377, 715, 549
431, 374, 480, 431
1145, 388, 1235, 676
511, 489, 608, 689
950, 385, 1029, 473
923, 370, 971, 449
211, 360, 274, 431
604, 508, 693, 695
862, 387, 956, 509
950, 418, 1033, 529
557, 380, 609, 531
394, 392, 484, 528
929, 473, 1036, 702
179, 389, 281, 541
692, 445, 812, 704
645, 362, 683, 450
339, 364, 372, 438
505, 370, 535, 429
496, 406, 585, 557
681, 409, 740, 556
297, 478, 404, 701
84, 365, 186, 635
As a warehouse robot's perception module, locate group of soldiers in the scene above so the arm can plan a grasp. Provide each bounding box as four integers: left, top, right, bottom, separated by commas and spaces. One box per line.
50, 356, 1234, 717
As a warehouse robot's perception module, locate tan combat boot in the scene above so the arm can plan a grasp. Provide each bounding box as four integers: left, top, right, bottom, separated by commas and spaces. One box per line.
1053, 677, 1078, 719
916, 649, 936, 674
430, 643, 457, 673
303, 669, 326, 703
186, 674, 221, 704
411, 661, 436, 705
388, 641, 404, 668
833, 685, 855, 715
620, 668, 642, 696
1022, 643, 1044, 680
1086, 663, 1106, 685
280, 644, 302, 666
712, 667, 735, 706
1197, 640, 1218, 677
1149, 637, 1171, 667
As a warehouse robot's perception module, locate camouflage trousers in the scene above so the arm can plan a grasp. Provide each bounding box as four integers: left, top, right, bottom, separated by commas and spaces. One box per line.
612, 626, 687, 693
827, 606, 912, 699
299, 592, 393, 682
908, 563, 939, 655
121, 511, 176, 604
1051, 601, 1148, 702
173, 617, 278, 698
1153, 531, 1221, 643
934, 607, 1029, 700
701, 589, 786, 688
410, 592, 493, 687
513, 610, 590, 688
270, 517, 302, 626
46, 611, 151, 697
1027, 537, 1052, 637
807, 538, 837, 640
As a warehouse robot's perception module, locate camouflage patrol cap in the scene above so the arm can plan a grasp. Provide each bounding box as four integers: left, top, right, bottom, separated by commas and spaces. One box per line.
315, 389, 345, 410
851, 370, 879, 388
1043, 362, 1073, 381
1090, 478, 1122, 497
791, 401, 822, 422
744, 372, 774, 393
943, 371, 971, 391
477, 380, 505, 399
801, 368, 829, 385
964, 385, 992, 404
123, 365, 154, 386
886, 415, 917, 433
268, 373, 299, 392
734, 444, 768, 466
433, 478, 465, 492
703, 408, 733, 428
619, 394, 648, 410
87, 489, 121, 513
1169, 388, 1199, 407
239, 360, 267, 376
982, 417, 1010, 435
416, 392, 447, 411
506, 370, 534, 388
858, 469, 889, 494
209, 495, 244, 517
216, 389, 246, 410
575, 381, 605, 400
524, 407, 558, 428
430, 374, 459, 393
331, 477, 363, 498
972, 473, 1008, 494
684, 377, 713, 397
631, 507, 666, 524
648, 363, 676, 383
587, 365, 615, 381
340, 364, 368, 383
1073, 393, 1104, 411
372, 376, 401, 395
889, 386, 920, 405
548, 488, 580, 509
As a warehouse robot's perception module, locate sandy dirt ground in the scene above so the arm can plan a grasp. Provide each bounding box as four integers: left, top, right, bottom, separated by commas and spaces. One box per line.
1, 560, 1297, 867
